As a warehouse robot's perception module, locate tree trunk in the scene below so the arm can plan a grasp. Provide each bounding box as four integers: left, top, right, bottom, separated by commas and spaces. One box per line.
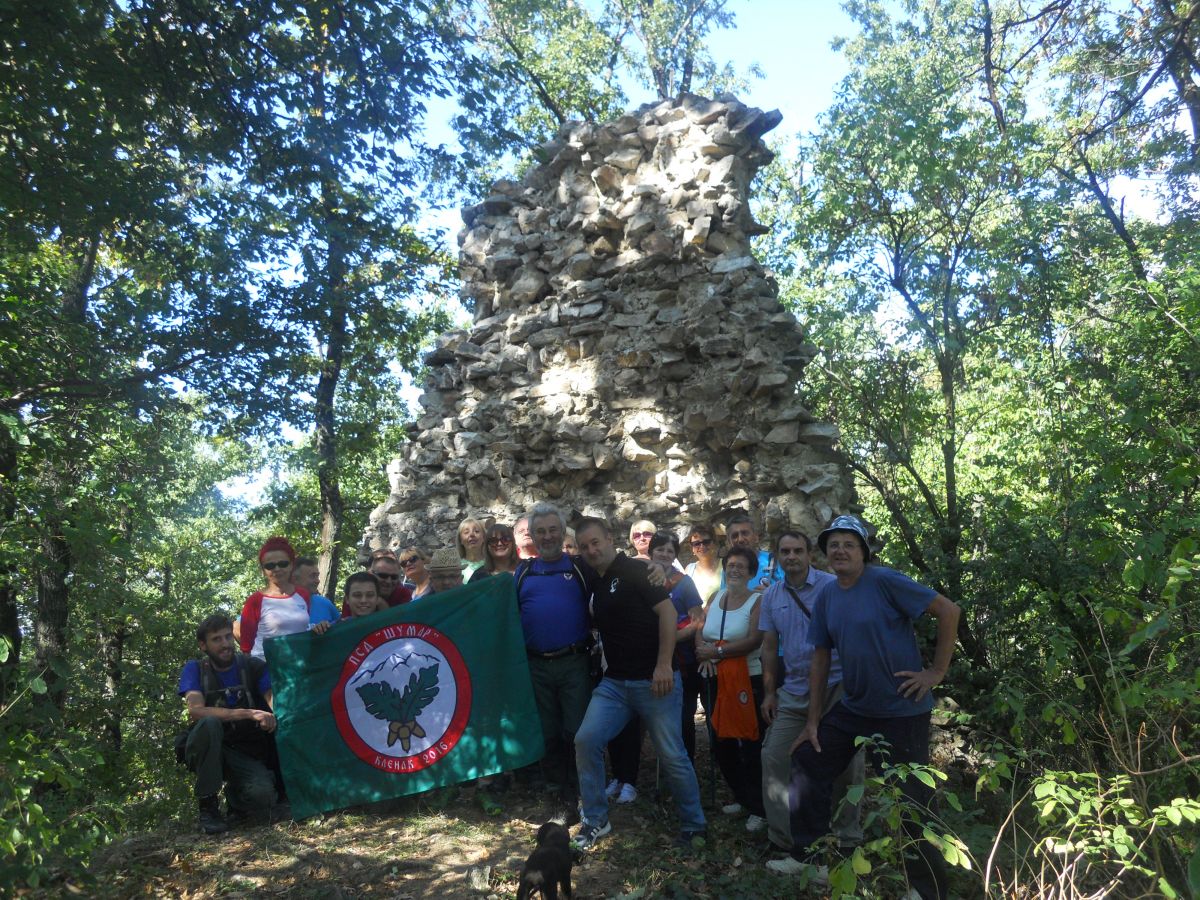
98, 622, 126, 752
312, 63, 348, 601
0, 431, 20, 701
34, 527, 71, 710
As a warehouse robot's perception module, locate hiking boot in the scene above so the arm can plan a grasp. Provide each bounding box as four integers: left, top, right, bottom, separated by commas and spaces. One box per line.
674, 829, 707, 850
572, 818, 612, 850
198, 795, 228, 835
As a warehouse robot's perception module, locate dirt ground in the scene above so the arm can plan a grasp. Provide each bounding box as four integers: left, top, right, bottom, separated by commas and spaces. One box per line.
77, 722, 811, 900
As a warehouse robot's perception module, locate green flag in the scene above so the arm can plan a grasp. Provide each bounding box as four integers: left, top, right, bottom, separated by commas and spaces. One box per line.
266, 575, 543, 819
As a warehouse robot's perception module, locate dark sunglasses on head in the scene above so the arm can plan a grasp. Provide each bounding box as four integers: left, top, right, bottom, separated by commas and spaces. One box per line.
262, 560, 291, 571
399, 557, 420, 567
690, 539, 713, 548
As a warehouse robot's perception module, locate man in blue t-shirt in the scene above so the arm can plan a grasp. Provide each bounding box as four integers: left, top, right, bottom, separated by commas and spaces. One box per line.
767, 516, 960, 900
726, 513, 784, 590
293, 557, 341, 625
514, 502, 594, 817
178, 613, 277, 834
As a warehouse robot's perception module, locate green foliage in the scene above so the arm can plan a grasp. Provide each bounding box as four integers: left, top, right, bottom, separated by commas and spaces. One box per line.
0, 672, 110, 890
755, 0, 1200, 895
457, 0, 753, 185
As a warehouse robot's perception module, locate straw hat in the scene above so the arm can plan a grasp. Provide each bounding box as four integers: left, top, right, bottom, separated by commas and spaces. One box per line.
428, 547, 462, 573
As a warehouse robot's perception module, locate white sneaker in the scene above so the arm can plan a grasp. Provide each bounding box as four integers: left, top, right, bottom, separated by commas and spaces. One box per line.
573, 818, 612, 851
745, 814, 766, 833
764, 858, 829, 885
721, 802, 744, 815
616, 783, 638, 804
605, 778, 620, 798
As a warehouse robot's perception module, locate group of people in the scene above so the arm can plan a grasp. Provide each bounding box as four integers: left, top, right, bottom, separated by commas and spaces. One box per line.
176, 505, 959, 900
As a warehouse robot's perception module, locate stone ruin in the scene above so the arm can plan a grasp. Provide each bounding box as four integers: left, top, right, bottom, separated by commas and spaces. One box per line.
364, 93, 858, 554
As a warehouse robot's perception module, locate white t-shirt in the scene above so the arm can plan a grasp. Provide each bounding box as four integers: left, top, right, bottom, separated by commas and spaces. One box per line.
701, 589, 763, 675
251, 592, 310, 659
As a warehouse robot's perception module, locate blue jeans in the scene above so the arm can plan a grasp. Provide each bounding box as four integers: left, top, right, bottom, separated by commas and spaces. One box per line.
575, 674, 706, 832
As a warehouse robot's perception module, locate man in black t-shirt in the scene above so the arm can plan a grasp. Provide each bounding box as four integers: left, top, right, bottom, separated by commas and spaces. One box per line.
570, 518, 707, 851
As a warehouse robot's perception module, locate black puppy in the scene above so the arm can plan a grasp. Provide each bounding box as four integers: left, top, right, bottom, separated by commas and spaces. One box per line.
516, 820, 573, 899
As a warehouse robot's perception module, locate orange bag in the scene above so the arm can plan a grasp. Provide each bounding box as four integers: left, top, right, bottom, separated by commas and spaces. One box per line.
710, 649, 759, 741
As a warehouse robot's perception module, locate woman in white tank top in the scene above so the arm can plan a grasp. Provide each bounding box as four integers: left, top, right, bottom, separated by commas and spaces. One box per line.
695, 546, 767, 829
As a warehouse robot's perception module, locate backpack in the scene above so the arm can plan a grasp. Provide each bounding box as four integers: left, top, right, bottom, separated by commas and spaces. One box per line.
198, 653, 268, 712
514, 557, 590, 605
174, 653, 270, 765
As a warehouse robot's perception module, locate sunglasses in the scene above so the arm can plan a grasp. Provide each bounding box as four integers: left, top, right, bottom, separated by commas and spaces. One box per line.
632, 531, 655, 539
488, 536, 512, 545
373, 572, 400, 580
399, 557, 420, 567
262, 560, 292, 571
690, 539, 713, 548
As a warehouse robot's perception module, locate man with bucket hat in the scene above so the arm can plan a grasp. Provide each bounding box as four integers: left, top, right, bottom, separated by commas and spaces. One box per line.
766, 515, 960, 900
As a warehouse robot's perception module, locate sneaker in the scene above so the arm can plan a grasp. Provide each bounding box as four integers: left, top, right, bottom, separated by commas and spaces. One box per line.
899, 891, 923, 900
765, 857, 829, 885
197, 795, 228, 835
616, 783, 638, 804
674, 829, 707, 849
573, 818, 612, 851
721, 802, 744, 815
605, 778, 621, 798
745, 814, 766, 833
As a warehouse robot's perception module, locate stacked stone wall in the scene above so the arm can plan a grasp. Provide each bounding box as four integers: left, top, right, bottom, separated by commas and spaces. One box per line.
365, 93, 857, 554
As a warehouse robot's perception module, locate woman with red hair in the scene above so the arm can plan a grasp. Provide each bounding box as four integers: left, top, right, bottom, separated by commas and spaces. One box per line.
239, 537, 312, 659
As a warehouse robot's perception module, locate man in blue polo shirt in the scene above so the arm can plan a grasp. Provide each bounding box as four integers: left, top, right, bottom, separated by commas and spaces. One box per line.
770, 515, 960, 900
515, 501, 594, 816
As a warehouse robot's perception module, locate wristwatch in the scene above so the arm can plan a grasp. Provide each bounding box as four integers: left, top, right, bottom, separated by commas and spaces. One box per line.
717, 645, 724, 659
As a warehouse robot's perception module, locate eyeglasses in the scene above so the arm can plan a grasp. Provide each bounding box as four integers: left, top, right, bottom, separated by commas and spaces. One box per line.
262, 560, 291, 571
690, 539, 713, 549
632, 531, 655, 539
399, 557, 420, 567
488, 537, 512, 545
373, 572, 400, 580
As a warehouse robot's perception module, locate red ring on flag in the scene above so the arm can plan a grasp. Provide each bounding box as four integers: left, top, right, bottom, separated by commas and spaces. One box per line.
332, 624, 473, 773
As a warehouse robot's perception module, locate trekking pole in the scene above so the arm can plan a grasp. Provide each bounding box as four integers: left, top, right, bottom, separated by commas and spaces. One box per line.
705, 673, 716, 808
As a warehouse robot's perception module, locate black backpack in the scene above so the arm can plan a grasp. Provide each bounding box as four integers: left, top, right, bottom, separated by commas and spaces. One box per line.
174, 654, 270, 764
514, 557, 590, 605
